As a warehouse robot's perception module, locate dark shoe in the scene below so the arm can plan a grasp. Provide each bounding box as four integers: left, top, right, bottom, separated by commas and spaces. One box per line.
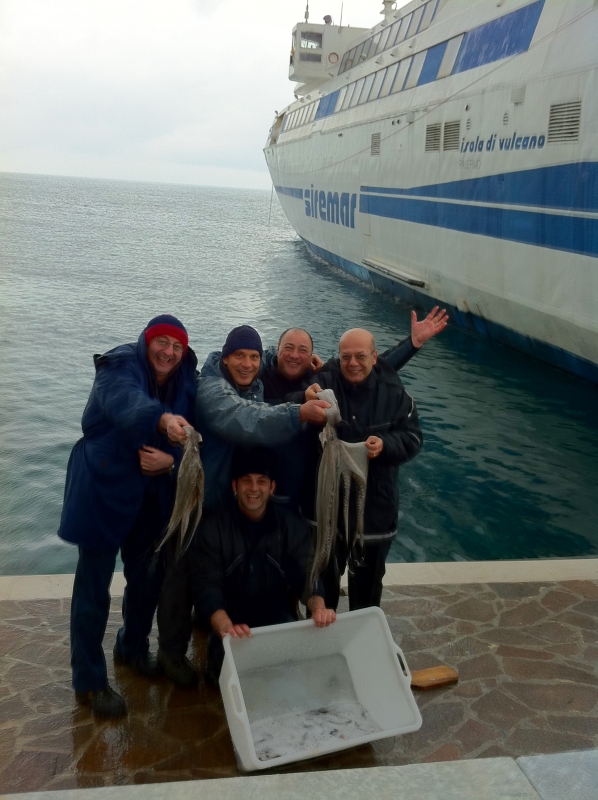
203, 661, 221, 690
76, 686, 127, 718
157, 649, 198, 687
113, 645, 162, 679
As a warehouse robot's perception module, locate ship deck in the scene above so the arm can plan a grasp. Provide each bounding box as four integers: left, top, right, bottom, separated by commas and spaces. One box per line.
0, 560, 597, 798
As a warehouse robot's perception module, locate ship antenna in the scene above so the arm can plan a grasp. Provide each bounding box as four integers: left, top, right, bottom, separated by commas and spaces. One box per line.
304, 1, 309, 23
339, 1, 343, 27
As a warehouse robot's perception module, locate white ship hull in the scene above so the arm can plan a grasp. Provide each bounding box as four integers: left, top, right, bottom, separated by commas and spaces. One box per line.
265, 0, 598, 382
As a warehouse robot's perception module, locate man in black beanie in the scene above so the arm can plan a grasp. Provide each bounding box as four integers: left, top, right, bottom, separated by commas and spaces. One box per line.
189, 446, 335, 686
156, 324, 330, 687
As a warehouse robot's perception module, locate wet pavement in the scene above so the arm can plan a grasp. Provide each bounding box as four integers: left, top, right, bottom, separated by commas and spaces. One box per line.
0, 579, 597, 794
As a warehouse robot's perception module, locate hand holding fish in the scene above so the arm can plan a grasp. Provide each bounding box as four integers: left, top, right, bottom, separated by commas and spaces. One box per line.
211, 609, 251, 639
411, 306, 448, 348
158, 413, 191, 443
138, 445, 174, 475
299, 398, 330, 425
305, 383, 322, 402
365, 436, 384, 459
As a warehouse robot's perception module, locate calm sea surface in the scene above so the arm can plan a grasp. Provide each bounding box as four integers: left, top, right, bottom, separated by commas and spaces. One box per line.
1, 172, 597, 575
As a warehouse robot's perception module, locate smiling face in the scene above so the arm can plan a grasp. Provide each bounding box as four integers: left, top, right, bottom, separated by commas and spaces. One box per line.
146, 335, 184, 383
222, 349, 261, 387
233, 473, 276, 521
338, 329, 377, 385
277, 329, 313, 381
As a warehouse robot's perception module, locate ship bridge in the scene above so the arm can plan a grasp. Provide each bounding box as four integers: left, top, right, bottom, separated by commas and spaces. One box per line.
289, 20, 367, 95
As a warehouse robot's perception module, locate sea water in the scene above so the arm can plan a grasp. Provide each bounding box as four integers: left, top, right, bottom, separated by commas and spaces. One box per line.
1, 172, 598, 574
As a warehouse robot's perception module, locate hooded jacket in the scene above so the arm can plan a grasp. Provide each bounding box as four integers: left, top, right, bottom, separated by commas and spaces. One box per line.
195, 351, 302, 509
58, 330, 197, 550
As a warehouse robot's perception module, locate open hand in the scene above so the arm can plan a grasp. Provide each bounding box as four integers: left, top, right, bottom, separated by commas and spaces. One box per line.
411, 306, 448, 348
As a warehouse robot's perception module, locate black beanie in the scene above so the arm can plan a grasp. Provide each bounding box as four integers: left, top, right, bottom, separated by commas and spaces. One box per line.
222, 325, 263, 358
231, 447, 277, 481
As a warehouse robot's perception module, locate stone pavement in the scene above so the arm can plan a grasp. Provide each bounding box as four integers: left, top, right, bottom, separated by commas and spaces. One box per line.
0, 579, 597, 793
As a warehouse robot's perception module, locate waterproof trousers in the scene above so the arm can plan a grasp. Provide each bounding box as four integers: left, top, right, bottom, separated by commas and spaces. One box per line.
70, 492, 166, 692
320, 534, 393, 612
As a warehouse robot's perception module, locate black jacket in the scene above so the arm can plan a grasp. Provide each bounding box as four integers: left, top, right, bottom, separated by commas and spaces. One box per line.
299, 357, 423, 540
191, 502, 322, 629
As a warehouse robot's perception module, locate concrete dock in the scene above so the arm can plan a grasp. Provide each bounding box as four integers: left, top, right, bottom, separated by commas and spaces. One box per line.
1, 559, 597, 798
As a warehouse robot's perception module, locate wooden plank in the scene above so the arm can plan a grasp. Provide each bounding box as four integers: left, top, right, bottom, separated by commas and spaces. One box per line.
410, 665, 459, 690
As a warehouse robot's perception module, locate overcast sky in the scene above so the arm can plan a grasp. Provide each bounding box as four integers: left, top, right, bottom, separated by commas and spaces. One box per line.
0, 0, 410, 189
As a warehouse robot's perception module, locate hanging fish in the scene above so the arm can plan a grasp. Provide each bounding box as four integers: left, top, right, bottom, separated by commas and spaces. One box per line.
310, 389, 369, 590
157, 426, 204, 559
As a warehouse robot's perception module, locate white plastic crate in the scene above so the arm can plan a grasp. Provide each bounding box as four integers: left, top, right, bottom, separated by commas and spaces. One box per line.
219, 607, 422, 771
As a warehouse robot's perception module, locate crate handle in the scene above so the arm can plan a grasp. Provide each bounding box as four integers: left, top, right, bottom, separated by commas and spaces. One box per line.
227, 677, 246, 719
392, 642, 411, 680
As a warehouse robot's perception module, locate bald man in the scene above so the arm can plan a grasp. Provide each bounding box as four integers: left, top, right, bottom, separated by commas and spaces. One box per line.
299, 328, 423, 611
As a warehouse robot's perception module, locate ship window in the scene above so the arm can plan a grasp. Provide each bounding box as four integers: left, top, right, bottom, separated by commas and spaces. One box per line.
335, 85, 348, 112
358, 73, 376, 104
407, 6, 424, 38
404, 51, 426, 90
391, 57, 412, 94
547, 100, 581, 143
425, 123, 441, 151
301, 31, 322, 49
366, 32, 381, 59
379, 62, 399, 97
307, 102, 317, 123
349, 77, 366, 107
341, 82, 356, 110
418, 41, 448, 86
370, 68, 387, 101
297, 106, 306, 127
437, 35, 463, 79
300, 52, 322, 62
443, 121, 461, 150
376, 26, 392, 55
354, 41, 368, 65
419, 0, 437, 33
343, 47, 356, 71
387, 19, 402, 48
396, 13, 411, 43
339, 52, 350, 73
452, 0, 544, 75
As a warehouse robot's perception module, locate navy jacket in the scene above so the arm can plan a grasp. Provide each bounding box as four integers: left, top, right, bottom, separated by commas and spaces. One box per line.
58, 331, 197, 550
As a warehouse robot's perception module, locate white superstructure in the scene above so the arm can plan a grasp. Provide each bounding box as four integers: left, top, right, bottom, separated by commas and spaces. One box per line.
265, 0, 598, 383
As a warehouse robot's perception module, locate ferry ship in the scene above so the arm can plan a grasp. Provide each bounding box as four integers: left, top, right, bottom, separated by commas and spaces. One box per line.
264, 0, 598, 383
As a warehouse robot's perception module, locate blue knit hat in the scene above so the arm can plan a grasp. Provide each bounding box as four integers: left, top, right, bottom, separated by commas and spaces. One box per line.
222, 325, 263, 358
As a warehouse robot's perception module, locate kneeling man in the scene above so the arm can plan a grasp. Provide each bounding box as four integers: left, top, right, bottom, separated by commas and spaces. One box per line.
190, 447, 335, 684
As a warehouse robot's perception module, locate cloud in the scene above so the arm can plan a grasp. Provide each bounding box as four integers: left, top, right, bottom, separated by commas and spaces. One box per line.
0, 0, 409, 188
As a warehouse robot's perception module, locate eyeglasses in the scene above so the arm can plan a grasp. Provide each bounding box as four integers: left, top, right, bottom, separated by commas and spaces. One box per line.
339, 351, 374, 364
154, 337, 184, 354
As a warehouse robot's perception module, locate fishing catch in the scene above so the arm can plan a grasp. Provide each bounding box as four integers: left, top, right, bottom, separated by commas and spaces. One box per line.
157, 426, 204, 559
310, 389, 368, 590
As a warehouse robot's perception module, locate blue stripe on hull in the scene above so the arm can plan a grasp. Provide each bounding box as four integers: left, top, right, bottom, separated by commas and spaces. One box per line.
361, 162, 598, 213
300, 237, 598, 385
360, 193, 598, 258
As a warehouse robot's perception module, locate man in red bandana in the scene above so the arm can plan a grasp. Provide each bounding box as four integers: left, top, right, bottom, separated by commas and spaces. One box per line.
58, 314, 197, 718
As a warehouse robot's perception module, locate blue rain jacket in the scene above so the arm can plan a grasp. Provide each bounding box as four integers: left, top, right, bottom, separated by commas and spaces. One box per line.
195, 352, 301, 509
58, 331, 198, 550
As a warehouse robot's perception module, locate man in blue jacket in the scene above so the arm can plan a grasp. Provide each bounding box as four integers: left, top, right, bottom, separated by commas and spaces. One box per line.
58, 314, 197, 718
